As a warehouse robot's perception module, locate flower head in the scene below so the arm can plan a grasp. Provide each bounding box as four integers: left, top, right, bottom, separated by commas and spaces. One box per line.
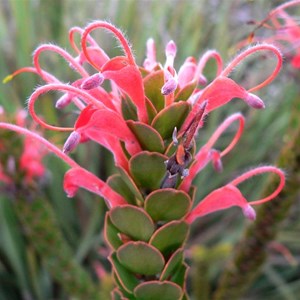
2, 20, 285, 220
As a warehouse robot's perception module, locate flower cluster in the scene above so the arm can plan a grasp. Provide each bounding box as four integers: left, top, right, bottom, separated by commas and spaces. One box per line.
1, 20, 285, 298
2, 21, 284, 219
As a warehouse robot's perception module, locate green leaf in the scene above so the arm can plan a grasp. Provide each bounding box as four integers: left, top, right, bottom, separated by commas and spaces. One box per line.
134, 281, 183, 300
121, 95, 138, 121
104, 214, 123, 250
145, 97, 158, 124
117, 242, 165, 276
160, 248, 184, 281
145, 189, 191, 222
151, 102, 190, 140
117, 167, 144, 204
129, 151, 167, 191
144, 70, 165, 111
109, 252, 139, 293
127, 120, 165, 153
107, 174, 137, 205
170, 263, 189, 287
175, 80, 197, 102
109, 206, 155, 242
150, 221, 190, 257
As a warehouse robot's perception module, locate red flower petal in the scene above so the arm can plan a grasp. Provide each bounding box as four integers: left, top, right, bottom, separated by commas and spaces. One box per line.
63, 167, 126, 208
102, 57, 148, 123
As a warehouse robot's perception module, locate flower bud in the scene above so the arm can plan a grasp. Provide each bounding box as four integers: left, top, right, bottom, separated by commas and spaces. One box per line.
161, 77, 178, 95
81, 73, 104, 90
55, 93, 74, 109
244, 93, 265, 109
63, 131, 81, 154
242, 205, 256, 221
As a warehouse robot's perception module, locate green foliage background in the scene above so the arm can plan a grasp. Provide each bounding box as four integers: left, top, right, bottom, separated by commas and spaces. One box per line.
0, 0, 300, 299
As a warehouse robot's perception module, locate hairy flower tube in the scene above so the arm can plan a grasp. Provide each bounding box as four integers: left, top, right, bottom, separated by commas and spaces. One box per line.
238, 0, 300, 68
1, 20, 285, 299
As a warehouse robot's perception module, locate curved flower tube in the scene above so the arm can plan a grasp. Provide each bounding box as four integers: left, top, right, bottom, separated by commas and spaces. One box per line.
33, 44, 89, 80
64, 168, 126, 208
28, 83, 111, 132
181, 44, 282, 134
185, 166, 285, 223
179, 113, 245, 192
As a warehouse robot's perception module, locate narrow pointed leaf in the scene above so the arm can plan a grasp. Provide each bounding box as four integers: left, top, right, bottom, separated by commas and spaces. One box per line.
134, 281, 183, 300
145, 189, 191, 222
117, 242, 165, 276
110, 206, 154, 242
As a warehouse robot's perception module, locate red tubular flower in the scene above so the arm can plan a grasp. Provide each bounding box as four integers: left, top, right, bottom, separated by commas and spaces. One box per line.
186, 166, 285, 223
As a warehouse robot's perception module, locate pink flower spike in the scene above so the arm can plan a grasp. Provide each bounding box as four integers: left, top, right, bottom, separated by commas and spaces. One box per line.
63, 131, 81, 154
63, 167, 126, 208
81, 73, 104, 90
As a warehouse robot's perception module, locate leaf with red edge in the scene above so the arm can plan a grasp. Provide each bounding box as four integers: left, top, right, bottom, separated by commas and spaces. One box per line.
145, 189, 191, 222
107, 174, 137, 205
109, 252, 139, 293
127, 120, 165, 153
117, 242, 165, 275
109, 205, 155, 242
129, 151, 167, 191
160, 248, 184, 281
174, 80, 197, 102
104, 214, 123, 250
144, 70, 165, 111
134, 281, 183, 300
151, 102, 190, 140
150, 221, 190, 258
